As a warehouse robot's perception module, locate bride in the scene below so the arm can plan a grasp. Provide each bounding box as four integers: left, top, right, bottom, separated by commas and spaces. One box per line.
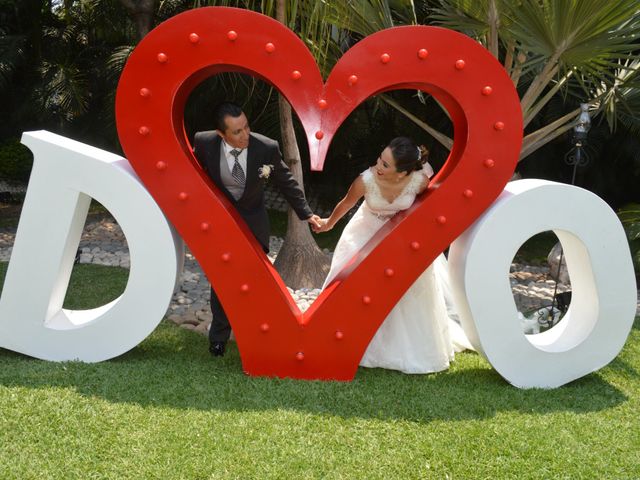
315, 137, 472, 374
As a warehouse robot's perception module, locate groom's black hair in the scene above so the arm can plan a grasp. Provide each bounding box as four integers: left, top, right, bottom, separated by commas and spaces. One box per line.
213, 102, 244, 132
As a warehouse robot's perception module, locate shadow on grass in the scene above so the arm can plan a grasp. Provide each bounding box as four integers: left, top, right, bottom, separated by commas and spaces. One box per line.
0, 321, 634, 424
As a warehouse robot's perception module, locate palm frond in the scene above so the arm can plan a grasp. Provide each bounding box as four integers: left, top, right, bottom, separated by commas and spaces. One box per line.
106, 45, 135, 83
508, 0, 640, 91
39, 61, 90, 121
431, 0, 515, 52
597, 59, 640, 131
431, 0, 497, 36
0, 34, 26, 90
326, 0, 418, 38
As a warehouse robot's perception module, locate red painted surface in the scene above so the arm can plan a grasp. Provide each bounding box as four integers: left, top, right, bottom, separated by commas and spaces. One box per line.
116, 7, 522, 380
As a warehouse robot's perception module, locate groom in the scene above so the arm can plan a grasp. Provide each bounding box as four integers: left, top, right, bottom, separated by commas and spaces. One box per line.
193, 101, 322, 357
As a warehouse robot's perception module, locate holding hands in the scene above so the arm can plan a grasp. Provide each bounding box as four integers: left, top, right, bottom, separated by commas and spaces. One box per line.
312, 176, 366, 234
312, 218, 332, 233
306, 214, 323, 230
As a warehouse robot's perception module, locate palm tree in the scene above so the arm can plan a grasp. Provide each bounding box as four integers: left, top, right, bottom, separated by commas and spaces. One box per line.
261, 0, 330, 288
327, 0, 640, 162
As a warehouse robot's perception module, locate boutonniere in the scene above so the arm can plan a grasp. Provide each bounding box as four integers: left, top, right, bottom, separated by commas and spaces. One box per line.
258, 164, 273, 181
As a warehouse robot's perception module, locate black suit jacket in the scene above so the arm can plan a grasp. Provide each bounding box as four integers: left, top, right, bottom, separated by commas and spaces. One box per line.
193, 131, 312, 250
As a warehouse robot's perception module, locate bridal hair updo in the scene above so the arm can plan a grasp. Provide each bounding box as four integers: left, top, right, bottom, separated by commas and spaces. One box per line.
388, 137, 429, 174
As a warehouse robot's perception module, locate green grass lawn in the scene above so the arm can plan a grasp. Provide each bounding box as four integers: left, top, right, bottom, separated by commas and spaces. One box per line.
0, 263, 639, 478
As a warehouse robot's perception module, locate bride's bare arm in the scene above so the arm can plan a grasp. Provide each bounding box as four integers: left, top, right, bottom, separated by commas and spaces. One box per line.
315, 176, 365, 232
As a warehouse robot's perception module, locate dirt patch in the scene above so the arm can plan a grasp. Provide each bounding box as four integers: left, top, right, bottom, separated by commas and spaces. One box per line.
0, 202, 23, 230
0, 202, 114, 232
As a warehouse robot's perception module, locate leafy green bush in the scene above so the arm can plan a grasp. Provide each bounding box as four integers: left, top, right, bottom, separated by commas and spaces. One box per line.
618, 203, 640, 276
0, 138, 33, 182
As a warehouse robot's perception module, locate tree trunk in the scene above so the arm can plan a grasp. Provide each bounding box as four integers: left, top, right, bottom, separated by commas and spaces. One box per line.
119, 0, 156, 41
273, 0, 330, 289
273, 87, 330, 288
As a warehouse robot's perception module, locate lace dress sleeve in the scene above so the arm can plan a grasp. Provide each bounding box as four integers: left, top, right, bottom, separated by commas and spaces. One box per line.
360, 168, 376, 197
404, 169, 428, 196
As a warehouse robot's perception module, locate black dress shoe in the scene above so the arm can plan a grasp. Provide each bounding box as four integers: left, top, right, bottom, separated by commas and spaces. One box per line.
209, 341, 226, 357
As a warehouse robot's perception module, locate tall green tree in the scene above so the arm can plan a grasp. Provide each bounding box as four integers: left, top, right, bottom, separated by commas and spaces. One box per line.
268, 0, 332, 288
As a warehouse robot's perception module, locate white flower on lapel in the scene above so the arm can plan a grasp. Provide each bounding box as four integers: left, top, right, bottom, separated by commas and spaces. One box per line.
258, 164, 273, 180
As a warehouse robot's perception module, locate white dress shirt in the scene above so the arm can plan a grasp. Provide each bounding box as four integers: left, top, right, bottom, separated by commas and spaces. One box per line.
222, 140, 247, 175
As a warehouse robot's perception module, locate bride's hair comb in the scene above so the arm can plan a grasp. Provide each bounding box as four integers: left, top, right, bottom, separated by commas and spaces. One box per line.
417, 145, 429, 165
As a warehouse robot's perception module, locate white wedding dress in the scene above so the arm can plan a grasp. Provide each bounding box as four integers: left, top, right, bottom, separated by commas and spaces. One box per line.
322, 167, 472, 374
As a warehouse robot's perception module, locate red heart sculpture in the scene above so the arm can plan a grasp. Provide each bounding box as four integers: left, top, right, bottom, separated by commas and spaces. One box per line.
116, 7, 522, 380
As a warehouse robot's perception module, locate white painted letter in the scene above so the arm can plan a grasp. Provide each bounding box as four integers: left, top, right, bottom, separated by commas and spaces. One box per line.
449, 180, 637, 388
0, 131, 183, 361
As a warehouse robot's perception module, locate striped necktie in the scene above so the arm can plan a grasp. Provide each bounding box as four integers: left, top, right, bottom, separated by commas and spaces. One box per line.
230, 149, 245, 187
